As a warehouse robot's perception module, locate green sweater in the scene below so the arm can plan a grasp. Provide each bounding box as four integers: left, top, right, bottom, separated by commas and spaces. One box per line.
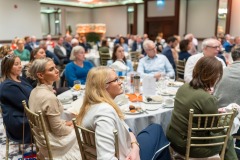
166, 83, 220, 157
14, 49, 30, 61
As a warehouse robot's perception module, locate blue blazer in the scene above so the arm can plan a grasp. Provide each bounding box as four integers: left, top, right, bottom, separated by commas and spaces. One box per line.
0, 77, 33, 143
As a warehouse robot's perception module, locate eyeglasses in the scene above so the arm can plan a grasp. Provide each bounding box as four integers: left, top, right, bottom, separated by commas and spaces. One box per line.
147, 46, 156, 52
207, 45, 220, 49
3, 53, 15, 59
106, 77, 119, 84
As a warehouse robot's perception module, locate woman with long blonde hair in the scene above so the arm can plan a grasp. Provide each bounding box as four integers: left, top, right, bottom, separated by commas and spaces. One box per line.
77, 66, 170, 160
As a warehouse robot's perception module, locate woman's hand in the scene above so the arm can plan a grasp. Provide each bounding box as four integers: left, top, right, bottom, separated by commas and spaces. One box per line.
65, 121, 73, 127
125, 144, 140, 160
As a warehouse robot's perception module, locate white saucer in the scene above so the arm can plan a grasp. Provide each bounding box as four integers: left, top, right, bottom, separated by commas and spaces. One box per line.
163, 103, 174, 108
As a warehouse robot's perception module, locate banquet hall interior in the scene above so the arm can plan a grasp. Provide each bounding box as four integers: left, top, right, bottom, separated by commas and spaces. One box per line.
1, 0, 240, 159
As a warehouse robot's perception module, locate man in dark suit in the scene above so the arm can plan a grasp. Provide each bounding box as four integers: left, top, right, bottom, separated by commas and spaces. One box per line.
79, 36, 92, 53
63, 34, 72, 59
54, 37, 70, 65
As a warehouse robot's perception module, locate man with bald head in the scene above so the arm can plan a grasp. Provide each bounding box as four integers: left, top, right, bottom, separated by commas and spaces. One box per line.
184, 38, 226, 83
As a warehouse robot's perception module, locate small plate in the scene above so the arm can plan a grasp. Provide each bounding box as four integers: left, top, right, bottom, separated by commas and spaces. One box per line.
144, 104, 161, 111
167, 82, 184, 87
143, 96, 163, 104
124, 110, 144, 115
157, 91, 176, 96
163, 104, 174, 108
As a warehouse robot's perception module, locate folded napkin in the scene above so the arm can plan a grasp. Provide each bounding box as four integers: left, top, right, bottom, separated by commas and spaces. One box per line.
224, 103, 240, 134
126, 94, 142, 102
67, 98, 83, 115
110, 60, 129, 71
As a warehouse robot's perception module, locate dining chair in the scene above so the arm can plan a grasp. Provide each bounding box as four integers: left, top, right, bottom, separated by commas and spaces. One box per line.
99, 51, 111, 66
129, 51, 140, 71
171, 108, 237, 160
22, 100, 53, 160
72, 118, 119, 160
176, 60, 186, 82
0, 102, 32, 160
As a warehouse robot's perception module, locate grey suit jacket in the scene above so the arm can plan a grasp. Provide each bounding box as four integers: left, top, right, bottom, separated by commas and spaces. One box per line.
214, 61, 240, 108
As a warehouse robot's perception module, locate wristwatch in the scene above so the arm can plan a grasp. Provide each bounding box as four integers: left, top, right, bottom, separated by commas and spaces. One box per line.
131, 141, 140, 147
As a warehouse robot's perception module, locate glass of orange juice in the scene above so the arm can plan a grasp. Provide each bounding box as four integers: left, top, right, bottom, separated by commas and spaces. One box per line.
73, 80, 81, 91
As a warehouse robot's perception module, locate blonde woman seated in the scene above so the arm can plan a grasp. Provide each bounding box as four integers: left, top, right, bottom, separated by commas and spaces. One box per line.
76, 66, 170, 160
28, 58, 80, 159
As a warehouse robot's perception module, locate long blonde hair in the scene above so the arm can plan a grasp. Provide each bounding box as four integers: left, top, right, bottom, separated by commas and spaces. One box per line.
76, 66, 124, 125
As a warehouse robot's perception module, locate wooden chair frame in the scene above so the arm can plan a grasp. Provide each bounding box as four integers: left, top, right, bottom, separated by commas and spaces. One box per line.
176, 60, 186, 82
0, 102, 33, 160
22, 100, 53, 160
185, 109, 237, 160
99, 51, 111, 66
72, 118, 119, 160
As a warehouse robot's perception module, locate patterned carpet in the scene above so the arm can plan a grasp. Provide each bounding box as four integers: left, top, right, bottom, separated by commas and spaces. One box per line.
0, 114, 36, 160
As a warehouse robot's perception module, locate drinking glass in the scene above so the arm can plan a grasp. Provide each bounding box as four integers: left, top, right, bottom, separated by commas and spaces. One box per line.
134, 85, 141, 107
73, 80, 81, 91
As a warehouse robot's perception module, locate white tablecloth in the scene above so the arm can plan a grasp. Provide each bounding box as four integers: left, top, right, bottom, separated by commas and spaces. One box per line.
59, 89, 174, 135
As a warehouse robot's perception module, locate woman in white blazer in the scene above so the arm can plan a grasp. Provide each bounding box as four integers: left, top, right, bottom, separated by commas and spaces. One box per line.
76, 66, 170, 160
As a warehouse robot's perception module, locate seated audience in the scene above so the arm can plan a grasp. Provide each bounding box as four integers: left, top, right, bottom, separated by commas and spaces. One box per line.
167, 57, 237, 159
0, 54, 32, 143
76, 66, 171, 160
178, 39, 191, 61
107, 44, 133, 74
63, 34, 73, 59
214, 45, 240, 107
79, 36, 92, 53
65, 46, 93, 87
24, 36, 33, 53
28, 58, 80, 159
54, 37, 69, 65
99, 39, 109, 53
184, 38, 226, 83
0, 45, 13, 78
119, 36, 129, 52
22, 47, 46, 87
162, 36, 179, 72
39, 40, 60, 65
14, 38, 30, 61
184, 33, 198, 55
137, 40, 175, 80
155, 36, 163, 53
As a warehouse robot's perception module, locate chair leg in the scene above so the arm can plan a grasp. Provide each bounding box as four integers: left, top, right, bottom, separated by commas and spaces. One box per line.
6, 137, 9, 160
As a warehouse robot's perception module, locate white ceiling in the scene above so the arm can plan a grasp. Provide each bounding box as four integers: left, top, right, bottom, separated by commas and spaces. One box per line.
40, 0, 144, 8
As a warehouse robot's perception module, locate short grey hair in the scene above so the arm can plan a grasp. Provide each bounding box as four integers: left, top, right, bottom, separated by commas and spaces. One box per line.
143, 39, 154, 51
70, 46, 85, 61
201, 38, 218, 50
27, 58, 53, 80
71, 38, 79, 45
231, 45, 240, 61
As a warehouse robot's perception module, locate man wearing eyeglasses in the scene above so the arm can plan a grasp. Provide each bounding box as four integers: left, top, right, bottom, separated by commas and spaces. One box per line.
137, 40, 175, 80
184, 38, 226, 83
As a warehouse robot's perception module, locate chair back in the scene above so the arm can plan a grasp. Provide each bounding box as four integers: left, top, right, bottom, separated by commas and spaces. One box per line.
22, 100, 53, 160
99, 51, 111, 66
176, 60, 186, 82
186, 109, 237, 160
72, 118, 119, 160
129, 51, 140, 62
